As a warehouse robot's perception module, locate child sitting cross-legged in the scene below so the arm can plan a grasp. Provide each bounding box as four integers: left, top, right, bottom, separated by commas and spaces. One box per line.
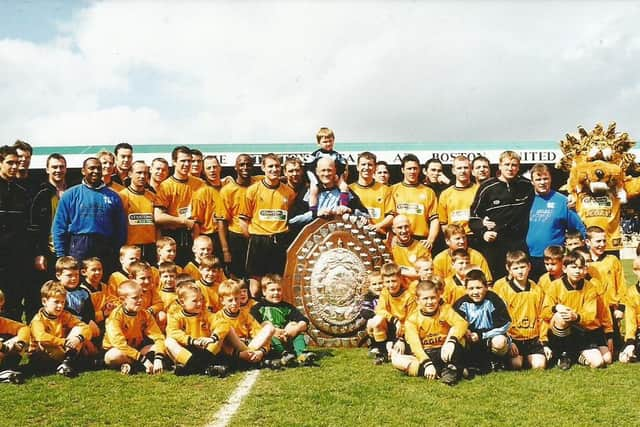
541, 251, 613, 370
251, 274, 316, 367
453, 269, 511, 375
165, 281, 241, 377
103, 280, 166, 375
391, 279, 468, 385
213, 279, 275, 370
29, 281, 93, 377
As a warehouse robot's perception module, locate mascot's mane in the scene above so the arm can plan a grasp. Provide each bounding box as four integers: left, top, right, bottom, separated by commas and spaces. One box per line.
556, 121, 638, 175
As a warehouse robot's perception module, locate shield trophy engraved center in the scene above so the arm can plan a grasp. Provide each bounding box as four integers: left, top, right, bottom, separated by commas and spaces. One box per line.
282, 215, 392, 347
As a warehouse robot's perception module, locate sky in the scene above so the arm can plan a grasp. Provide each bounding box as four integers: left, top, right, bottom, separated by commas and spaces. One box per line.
1, 0, 640, 149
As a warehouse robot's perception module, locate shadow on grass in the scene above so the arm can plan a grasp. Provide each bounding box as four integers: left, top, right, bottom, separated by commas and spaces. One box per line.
311, 348, 336, 360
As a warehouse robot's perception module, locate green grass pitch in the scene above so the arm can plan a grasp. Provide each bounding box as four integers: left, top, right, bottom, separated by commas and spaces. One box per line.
3, 260, 638, 426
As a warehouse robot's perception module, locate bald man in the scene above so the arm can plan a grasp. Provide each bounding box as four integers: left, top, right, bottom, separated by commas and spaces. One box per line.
390, 215, 430, 278
289, 157, 368, 226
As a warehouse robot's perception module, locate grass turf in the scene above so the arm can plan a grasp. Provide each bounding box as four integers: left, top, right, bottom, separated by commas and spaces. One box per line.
6, 348, 637, 427
3, 369, 243, 427
234, 348, 638, 427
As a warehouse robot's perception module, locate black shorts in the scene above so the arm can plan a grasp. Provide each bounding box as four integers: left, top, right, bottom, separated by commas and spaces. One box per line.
513, 338, 545, 357
137, 242, 157, 265
422, 342, 464, 372
577, 327, 606, 350
381, 318, 399, 342
205, 232, 223, 262
245, 233, 287, 277
227, 231, 249, 279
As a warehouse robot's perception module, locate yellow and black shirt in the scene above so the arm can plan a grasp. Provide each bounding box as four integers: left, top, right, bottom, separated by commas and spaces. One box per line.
390, 182, 438, 238
405, 303, 467, 363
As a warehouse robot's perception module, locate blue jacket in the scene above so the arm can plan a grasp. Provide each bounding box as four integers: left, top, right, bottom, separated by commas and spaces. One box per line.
454, 291, 511, 340
526, 190, 586, 257
52, 181, 127, 257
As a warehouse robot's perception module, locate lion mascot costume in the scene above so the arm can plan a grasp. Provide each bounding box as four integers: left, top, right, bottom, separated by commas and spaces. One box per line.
556, 122, 640, 251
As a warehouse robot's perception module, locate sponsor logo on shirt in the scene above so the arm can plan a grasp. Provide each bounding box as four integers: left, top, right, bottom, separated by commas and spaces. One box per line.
582, 196, 612, 218
258, 209, 287, 221
396, 203, 424, 215
451, 209, 470, 223
129, 213, 154, 225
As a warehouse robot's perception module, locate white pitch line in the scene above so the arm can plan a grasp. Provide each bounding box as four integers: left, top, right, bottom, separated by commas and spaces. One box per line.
206, 370, 261, 427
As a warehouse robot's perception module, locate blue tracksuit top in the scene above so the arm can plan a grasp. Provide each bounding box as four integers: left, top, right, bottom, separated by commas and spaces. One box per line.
526, 190, 586, 257
52, 181, 127, 256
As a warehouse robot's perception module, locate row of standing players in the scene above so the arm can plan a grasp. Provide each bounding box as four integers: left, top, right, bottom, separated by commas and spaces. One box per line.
2, 137, 539, 322
3, 123, 605, 324
0, 238, 317, 383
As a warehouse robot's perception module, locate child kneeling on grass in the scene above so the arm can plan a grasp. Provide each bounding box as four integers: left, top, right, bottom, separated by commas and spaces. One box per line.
453, 269, 511, 374
541, 251, 613, 370
165, 281, 243, 377
251, 274, 316, 367
214, 279, 274, 370
29, 281, 93, 377
0, 290, 29, 383
392, 279, 467, 385
103, 280, 166, 375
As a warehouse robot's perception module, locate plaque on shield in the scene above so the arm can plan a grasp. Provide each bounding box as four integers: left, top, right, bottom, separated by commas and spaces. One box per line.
282, 216, 392, 347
